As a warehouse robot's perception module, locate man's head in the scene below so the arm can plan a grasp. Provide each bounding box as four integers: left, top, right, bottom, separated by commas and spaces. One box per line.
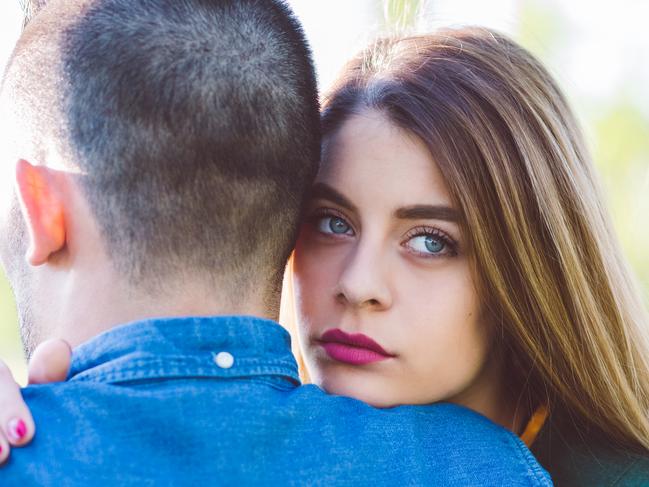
0, 0, 320, 354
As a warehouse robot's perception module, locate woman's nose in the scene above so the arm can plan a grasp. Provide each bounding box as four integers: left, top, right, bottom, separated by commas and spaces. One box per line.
334, 242, 392, 311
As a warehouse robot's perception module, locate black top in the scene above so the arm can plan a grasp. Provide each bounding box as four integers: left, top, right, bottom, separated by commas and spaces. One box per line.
532, 411, 649, 486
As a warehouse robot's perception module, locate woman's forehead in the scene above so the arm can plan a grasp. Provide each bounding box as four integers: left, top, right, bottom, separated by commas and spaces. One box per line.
318, 110, 454, 211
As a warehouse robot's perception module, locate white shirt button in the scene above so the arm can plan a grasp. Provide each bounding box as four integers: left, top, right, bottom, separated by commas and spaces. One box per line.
214, 351, 234, 369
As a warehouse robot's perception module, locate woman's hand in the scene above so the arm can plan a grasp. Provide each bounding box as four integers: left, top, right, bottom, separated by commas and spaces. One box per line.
0, 339, 71, 465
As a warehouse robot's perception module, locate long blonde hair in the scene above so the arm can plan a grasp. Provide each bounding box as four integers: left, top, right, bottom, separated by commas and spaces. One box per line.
304, 27, 649, 451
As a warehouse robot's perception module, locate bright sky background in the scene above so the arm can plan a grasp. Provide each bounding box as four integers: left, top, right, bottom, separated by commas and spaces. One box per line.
0, 2, 22, 71
2, 0, 648, 111
287, 0, 649, 115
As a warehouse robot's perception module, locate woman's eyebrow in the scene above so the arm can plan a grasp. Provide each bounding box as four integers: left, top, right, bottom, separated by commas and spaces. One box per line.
394, 205, 460, 222
309, 183, 357, 213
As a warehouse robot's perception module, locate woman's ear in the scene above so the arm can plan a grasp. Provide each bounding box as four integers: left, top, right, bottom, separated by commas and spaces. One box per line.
14, 159, 66, 266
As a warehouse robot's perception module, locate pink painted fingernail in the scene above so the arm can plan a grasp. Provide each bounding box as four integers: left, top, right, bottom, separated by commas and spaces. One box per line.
8, 418, 27, 442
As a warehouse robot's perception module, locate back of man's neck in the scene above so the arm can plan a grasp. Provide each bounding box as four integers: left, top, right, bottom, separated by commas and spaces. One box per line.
32, 275, 276, 352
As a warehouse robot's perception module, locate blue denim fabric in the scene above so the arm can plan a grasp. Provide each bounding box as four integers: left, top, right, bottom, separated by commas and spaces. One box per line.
3, 316, 552, 486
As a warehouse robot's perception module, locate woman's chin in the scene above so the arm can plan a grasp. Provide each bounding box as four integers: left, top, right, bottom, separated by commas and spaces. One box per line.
316, 376, 403, 408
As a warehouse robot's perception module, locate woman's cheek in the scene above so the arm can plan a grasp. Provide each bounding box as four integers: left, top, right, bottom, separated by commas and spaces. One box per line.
293, 242, 338, 332
394, 259, 488, 400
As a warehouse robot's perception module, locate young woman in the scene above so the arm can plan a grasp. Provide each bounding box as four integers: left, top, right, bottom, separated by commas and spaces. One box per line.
2, 27, 649, 484
285, 27, 649, 484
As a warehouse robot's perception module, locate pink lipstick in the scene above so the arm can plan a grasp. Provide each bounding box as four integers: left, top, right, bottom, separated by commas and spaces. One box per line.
319, 329, 394, 365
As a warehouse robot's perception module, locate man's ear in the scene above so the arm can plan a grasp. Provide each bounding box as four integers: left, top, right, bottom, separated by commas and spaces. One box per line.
14, 159, 66, 266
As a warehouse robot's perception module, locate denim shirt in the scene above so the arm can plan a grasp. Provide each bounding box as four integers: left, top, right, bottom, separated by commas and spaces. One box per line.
3, 316, 551, 486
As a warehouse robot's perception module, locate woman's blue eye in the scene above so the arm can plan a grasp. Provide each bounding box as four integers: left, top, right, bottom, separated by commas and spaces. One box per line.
408, 235, 446, 255
317, 216, 353, 235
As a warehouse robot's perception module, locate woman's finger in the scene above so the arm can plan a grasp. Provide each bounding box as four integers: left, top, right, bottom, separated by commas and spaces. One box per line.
0, 430, 9, 466
0, 339, 71, 466
28, 339, 71, 385
0, 360, 34, 449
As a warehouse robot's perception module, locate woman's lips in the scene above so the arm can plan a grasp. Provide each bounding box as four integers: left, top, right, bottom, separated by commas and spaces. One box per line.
318, 329, 394, 365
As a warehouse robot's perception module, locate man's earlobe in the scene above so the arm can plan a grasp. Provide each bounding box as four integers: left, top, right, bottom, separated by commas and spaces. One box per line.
14, 159, 66, 266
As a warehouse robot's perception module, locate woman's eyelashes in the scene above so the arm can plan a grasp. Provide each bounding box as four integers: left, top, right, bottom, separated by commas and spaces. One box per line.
310, 209, 458, 258
401, 226, 458, 258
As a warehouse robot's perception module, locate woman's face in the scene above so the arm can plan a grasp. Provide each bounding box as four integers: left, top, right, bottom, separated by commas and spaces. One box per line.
293, 110, 499, 410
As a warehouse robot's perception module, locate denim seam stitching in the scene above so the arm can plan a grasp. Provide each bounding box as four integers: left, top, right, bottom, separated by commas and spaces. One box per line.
70, 358, 299, 384
510, 434, 551, 486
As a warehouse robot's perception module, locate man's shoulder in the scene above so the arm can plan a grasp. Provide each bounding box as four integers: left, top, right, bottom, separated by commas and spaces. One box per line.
280, 387, 552, 485
296, 385, 525, 438
8, 381, 552, 486
22, 379, 535, 445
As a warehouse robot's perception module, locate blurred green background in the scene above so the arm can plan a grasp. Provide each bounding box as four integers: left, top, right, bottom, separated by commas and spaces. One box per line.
1, 0, 648, 384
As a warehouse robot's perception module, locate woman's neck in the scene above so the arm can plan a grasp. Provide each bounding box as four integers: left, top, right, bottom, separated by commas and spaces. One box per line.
448, 349, 529, 434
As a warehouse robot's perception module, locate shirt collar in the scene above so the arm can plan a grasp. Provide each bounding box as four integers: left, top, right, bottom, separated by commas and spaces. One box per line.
67, 315, 300, 387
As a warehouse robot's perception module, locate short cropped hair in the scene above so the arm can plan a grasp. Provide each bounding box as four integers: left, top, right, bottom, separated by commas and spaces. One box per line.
8, 0, 320, 296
